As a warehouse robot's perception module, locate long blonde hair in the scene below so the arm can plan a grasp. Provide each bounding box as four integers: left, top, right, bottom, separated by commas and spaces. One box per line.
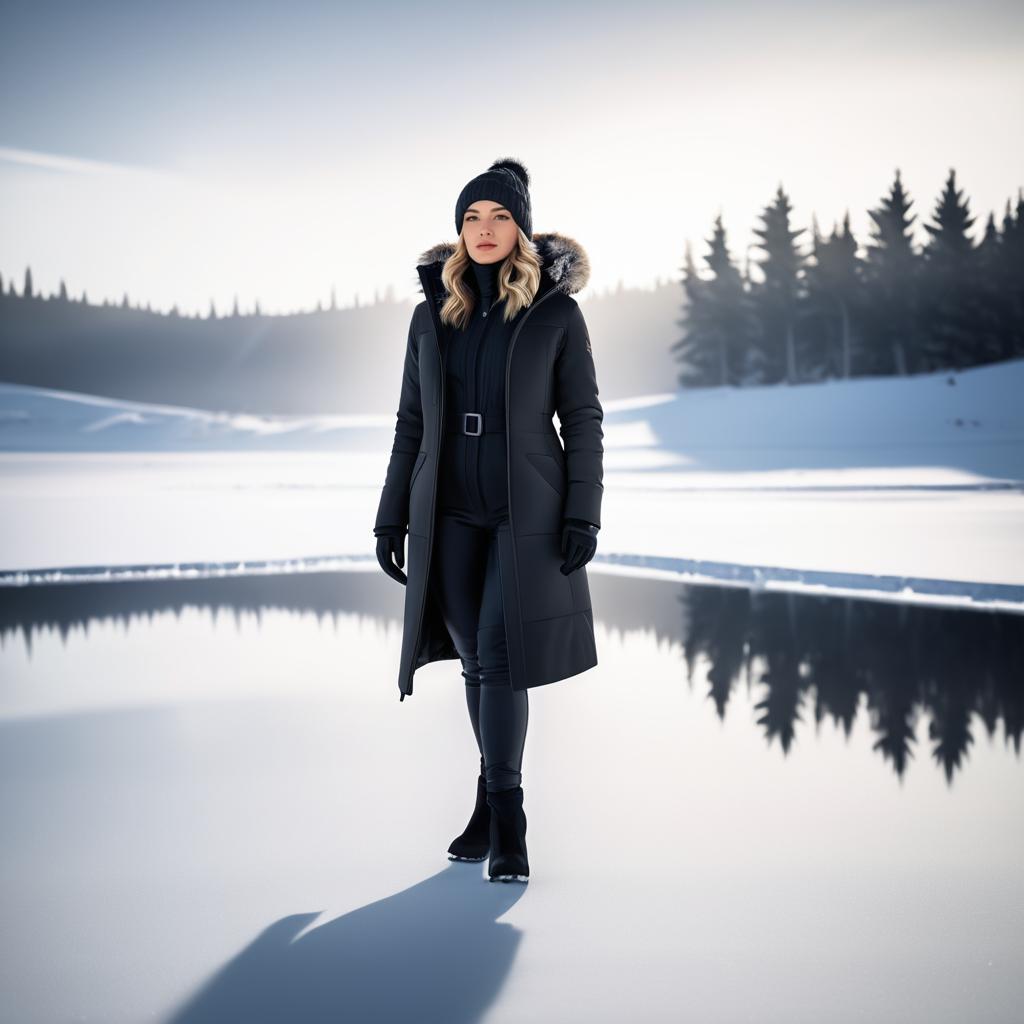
439, 226, 542, 330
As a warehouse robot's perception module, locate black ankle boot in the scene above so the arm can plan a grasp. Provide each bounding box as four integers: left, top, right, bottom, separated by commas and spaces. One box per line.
447, 758, 490, 862
486, 785, 529, 882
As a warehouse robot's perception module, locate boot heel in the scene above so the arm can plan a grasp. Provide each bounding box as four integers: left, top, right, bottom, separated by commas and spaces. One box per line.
486, 785, 529, 882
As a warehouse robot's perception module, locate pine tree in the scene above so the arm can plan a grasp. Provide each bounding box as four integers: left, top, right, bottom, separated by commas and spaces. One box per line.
674, 219, 762, 387
672, 241, 718, 386
702, 214, 757, 385
801, 215, 830, 379
208, 299, 218, 320
975, 212, 1009, 362
921, 168, 979, 369
750, 185, 806, 383
865, 169, 921, 375
1000, 192, 1024, 357
23, 266, 34, 298
58, 279, 68, 301
806, 211, 863, 378
737, 245, 767, 383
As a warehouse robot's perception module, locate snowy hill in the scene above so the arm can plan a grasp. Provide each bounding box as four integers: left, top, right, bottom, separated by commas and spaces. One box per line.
0, 383, 393, 452
2, 358, 1023, 487
603, 357, 1024, 481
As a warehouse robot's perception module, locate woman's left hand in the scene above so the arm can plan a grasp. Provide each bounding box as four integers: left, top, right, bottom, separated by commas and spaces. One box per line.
560, 518, 599, 575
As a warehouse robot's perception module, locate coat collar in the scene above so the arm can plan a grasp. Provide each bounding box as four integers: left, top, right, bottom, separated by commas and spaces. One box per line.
415, 231, 590, 307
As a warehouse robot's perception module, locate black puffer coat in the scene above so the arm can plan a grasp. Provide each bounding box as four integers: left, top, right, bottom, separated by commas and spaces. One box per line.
375, 232, 604, 701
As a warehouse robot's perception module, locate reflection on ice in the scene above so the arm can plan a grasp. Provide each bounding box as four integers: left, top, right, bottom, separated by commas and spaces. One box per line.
0, 568, 1021, 1023
2, 568, 1020, 782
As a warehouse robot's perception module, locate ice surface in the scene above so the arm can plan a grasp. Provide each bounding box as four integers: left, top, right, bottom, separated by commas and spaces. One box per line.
2, 358, 1023, 603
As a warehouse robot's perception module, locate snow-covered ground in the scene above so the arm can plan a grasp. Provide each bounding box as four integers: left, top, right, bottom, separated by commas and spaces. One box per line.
2, 358, 1023, 609
2, 364, 1022, 1023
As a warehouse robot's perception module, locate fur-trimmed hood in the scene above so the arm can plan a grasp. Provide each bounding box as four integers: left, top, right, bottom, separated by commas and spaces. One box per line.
416, 230, 590, 298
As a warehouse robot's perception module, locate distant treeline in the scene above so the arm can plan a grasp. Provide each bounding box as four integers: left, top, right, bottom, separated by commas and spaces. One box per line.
0, 283, 416, 414
0, 272, 679, 412
675, 168, 1024, 386
0, 270, 394, 317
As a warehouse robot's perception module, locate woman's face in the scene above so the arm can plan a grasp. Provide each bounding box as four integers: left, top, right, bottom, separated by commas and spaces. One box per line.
461, 199, 518, 264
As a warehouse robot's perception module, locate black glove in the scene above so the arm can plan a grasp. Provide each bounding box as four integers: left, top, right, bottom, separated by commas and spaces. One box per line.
374, 524, 408, 585
560, 518, 599, 576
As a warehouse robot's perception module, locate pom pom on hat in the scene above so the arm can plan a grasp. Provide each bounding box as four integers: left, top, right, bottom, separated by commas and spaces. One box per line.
488, 157, 530, 189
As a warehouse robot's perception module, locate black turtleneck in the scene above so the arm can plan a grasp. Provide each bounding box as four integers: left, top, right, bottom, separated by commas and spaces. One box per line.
469, 256, 500, 306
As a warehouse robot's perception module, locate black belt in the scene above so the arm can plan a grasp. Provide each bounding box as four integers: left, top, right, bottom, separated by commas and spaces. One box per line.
444, 411, 558, 436
445, 411, 505, 435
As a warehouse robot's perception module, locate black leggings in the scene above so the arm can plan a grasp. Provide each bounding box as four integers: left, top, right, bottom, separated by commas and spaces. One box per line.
429, 510, 529, 793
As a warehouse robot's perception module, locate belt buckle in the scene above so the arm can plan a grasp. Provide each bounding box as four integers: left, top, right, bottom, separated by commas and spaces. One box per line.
464, 412, 483, 436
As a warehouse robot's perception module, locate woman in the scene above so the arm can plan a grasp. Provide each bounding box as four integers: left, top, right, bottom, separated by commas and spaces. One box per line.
373, 158, 604, 883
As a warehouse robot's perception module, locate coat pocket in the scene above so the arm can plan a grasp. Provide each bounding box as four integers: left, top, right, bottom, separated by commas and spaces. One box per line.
543, 432, 567, 472
525, 451, 565, 497
409, 450, 428, 490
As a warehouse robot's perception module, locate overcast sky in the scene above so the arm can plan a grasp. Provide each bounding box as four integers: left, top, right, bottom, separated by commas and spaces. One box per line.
1, 0, 1021, 315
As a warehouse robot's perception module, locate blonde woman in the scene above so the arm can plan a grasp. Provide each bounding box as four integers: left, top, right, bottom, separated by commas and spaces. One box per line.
374, 158, 604, 882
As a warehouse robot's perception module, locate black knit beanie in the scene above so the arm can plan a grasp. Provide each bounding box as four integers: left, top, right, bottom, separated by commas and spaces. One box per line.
455, 158, 533, 240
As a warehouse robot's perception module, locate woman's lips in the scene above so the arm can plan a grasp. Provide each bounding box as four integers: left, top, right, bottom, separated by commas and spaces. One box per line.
477, 243, 496, 249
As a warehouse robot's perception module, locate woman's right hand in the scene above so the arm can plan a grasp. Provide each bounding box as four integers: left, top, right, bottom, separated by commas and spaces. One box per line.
375, 527, 408, 585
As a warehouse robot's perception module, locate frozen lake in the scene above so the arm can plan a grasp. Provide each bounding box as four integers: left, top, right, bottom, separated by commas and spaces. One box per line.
1, 567, 1021, 1023
2, 360, 1022, 1020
